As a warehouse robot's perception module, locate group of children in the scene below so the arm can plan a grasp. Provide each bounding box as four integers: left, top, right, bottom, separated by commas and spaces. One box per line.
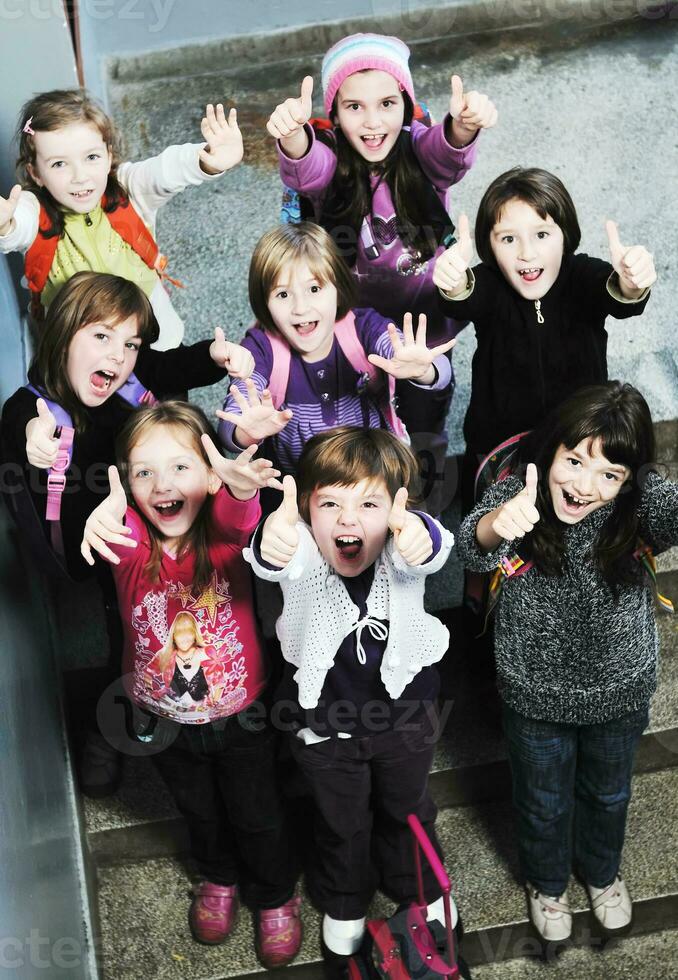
0, 27, 675, 979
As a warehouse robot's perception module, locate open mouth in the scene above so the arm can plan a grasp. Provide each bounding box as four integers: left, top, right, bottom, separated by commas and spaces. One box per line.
71, 189, 95, 200
293, 320, 318, 338
360, 134, 387, 150
562, 489, 591, 512
518, 267, 543, 283
335, 535, 363, 560
154, 500, 184, 519
89, 369, 117, 394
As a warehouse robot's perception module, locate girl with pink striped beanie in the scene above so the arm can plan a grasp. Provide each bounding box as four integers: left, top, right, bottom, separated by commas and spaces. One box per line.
267, 32, 498, 515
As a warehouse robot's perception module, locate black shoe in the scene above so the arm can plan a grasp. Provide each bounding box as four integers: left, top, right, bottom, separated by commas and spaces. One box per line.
321, 937, 352, 980
78, 730, 122, 798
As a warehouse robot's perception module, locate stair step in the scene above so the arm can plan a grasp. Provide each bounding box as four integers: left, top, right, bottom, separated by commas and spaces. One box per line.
85, 614, 678, 866
95, 767, 678, 978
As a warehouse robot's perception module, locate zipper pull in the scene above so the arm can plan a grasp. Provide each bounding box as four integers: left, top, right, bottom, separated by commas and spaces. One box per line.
85, 213, 93, 227
534, 299, 544, 324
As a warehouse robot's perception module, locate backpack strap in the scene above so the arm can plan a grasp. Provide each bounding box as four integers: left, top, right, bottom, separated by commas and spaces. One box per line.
265, 330, 292, 410
117, 372, 157, 408
24, 206, 60, 295
334, 313, 408, 442
25, 384, 75, 558
634, 543, 674, 613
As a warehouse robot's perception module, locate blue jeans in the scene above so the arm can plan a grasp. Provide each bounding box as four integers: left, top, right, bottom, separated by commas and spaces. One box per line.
502, 704, 648, 896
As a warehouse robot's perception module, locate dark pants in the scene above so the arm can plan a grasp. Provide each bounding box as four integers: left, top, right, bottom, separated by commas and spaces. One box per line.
151, 712, 296, 909
396, 357, 455, 516
503, 703, 649, 896
289, 713, 442, 919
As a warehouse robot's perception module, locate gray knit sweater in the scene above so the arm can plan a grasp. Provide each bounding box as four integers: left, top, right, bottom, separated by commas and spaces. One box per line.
457, 472, 678, 724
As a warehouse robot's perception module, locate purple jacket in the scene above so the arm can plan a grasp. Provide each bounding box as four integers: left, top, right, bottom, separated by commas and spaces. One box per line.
218, 307, 452, 474
278, 118, 478, 344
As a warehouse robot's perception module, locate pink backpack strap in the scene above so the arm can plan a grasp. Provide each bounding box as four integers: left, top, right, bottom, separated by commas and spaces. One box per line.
334, 312, 408, 442
46, 425, 75, 558
265, 328, 292, 410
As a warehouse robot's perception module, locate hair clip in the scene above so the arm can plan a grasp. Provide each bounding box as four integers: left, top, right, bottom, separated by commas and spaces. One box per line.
23, 117, 35, 136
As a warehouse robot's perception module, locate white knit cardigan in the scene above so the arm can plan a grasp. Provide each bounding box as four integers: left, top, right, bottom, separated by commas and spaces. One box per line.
244, 522, 453, 709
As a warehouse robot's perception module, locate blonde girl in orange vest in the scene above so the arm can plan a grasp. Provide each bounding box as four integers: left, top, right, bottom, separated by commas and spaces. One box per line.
0, 89, 244, 349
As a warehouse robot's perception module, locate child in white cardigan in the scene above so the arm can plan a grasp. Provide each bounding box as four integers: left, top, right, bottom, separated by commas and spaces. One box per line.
244, 425, 455, 975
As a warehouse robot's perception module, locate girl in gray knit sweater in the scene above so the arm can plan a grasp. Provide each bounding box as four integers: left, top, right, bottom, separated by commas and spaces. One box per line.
458, 382, 678, 949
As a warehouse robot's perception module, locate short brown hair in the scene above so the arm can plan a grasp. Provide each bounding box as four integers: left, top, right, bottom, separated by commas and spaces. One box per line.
32, 271, 159, 431
474, 167, 581, 267
16, 89, 126, 238
248, 221, 357, 331
296, 426, 420, 522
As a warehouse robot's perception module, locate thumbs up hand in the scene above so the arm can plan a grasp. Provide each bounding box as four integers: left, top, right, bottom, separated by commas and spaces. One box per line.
267, 75, 315, 158
210, 327, 255, 379
389, 487, 433, 566
433, 214, 474, 296
449, 75, 498, 146
25, 398, 59, 469
605, 220, 657, 298
260, 475, 300, 567
490, 463, 540, 541
0, 184, 22, 237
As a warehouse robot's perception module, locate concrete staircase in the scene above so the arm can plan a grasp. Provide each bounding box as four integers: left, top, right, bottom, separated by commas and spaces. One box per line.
76, 599, 678, 978
58, 9, 678, 978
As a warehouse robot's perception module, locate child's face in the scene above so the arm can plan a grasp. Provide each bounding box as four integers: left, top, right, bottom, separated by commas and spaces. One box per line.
309, 477, 392, 577
67, 315, 142, 407
128, 426, 220, 549
490, 198, 565, 300
334, 70, 405, 163
548, 437, 630, 524
267, 259, 338, 362
28, 122, 112, 213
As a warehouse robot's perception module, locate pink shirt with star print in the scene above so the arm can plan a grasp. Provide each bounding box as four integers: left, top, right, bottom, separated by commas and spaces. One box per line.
107, 488, 267, 725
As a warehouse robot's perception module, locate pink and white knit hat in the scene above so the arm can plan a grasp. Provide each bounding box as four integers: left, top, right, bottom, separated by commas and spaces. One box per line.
321, 33, 415, 117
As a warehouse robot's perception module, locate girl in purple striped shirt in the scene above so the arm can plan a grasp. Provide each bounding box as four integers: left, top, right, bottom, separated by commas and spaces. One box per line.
217, 221, 454, 488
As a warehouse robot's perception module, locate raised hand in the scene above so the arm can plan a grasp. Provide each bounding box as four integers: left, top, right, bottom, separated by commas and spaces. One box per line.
199, 103, 244, 174
368, 313, 455, 384
388, 487, 433, 565
605, 220, 657, 297
216, 378, 293, 448
433, 214, 474, 295
491, 463, 540, 541
0, 184, 22, 236
81, 465, 133, 566
449, 75, 498, 145
260, 475, 300, 567
210, 327, 255, 380
25, 398, 59, 469
267, 76, 314, 146
200, 433, 282, 500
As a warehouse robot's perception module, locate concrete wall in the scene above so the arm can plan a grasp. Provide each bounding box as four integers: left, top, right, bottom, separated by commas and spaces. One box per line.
76, 0, 444, 99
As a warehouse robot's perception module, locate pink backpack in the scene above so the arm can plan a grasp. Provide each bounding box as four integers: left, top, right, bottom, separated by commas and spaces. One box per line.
264, 311, 408, 442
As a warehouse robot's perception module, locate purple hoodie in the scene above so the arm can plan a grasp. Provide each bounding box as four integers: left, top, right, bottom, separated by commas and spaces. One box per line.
278, 118, 478, 345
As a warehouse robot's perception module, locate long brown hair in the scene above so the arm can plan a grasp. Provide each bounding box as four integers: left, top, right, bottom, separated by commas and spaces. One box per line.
520, 382, 656, 588
314, 93, 453, 265
29, 271, 159, 431
116, 402, 218, 592
16, 89, 127, 238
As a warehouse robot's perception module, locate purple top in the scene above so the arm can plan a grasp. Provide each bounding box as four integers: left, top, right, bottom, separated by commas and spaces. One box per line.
278, 119, 478, 344
219, 307, 452, 473
254, 513, 443, 737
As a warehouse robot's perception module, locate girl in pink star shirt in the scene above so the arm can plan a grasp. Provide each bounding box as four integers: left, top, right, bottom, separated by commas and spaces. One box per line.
80, 401, 302, 968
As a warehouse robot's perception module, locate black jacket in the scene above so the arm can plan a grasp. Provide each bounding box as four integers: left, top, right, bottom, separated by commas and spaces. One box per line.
440, 253, 650, 453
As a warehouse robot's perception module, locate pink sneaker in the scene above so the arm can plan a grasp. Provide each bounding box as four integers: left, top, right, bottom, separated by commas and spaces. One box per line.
189, 881, 239, 945
256, 895, 303, 968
